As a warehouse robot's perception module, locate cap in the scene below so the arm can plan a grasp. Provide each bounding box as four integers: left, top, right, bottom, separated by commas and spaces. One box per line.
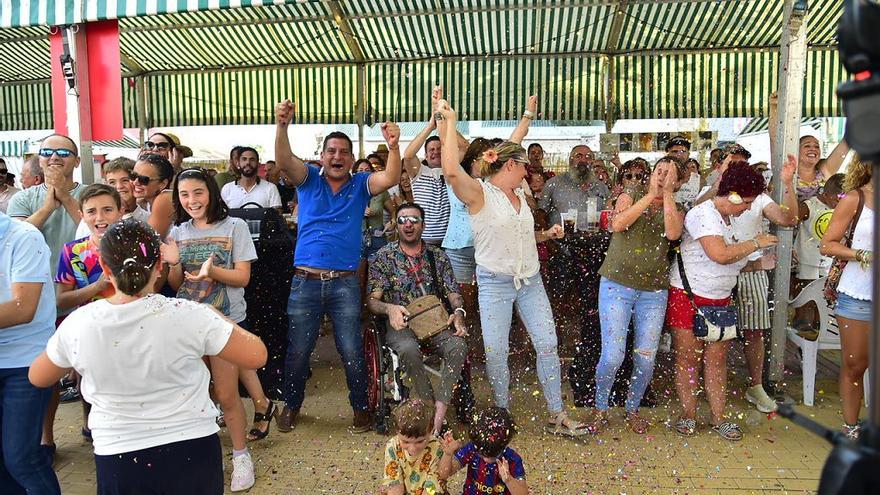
723, 143, 752, 160
375, 144, 389, 153
665, 135, 692, 151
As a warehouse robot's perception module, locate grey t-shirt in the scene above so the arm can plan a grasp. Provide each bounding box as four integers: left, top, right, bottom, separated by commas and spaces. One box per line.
538, 172, 610, 225
170, 216, 257, 323
7, 183, 86, 271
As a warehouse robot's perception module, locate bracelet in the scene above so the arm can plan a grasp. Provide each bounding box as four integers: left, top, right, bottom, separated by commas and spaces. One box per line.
751, 240, 760, 251
454, 307, 467, 318
522, 110, 535, 120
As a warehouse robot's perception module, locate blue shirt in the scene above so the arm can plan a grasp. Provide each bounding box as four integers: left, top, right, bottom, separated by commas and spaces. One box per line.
455, 443, 526, 495
0, 212, 57, 368
295, 165, 373, 271
442, 183, 475, 250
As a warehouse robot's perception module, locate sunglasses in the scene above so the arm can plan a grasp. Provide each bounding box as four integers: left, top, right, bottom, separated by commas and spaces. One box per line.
397, 215, 423, 225
624, 173, 644, 181
0, 170, 7, 176
38, 148, 75, 158
144, 141, 173, 151
131, 173, 162, 186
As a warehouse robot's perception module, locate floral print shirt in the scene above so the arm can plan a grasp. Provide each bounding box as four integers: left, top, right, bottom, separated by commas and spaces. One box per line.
368, 242, 458, 307
382, 436, 448, 495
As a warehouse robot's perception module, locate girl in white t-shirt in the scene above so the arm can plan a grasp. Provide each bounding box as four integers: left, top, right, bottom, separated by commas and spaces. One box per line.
666, 162, 777, 441
165, 167, 272, 492
29, 218, 267, 494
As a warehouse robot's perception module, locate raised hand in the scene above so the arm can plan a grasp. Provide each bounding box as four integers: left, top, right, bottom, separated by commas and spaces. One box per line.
439, 431, 462, 455
381, 121, 401, 148
275, 100, 296, 126
525, 95, 537, 115
185, 253, 214, 282
497, 458, 512, 482
160, 237, 180, 267
435, 99, 455, 120
662, 162, 679, 192
781, 154, 797, 184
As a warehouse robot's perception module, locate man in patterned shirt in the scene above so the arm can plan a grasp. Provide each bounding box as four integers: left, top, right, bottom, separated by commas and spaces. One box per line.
367, 202, 468, 435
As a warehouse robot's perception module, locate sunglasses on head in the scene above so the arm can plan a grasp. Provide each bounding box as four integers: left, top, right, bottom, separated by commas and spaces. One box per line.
38, 148, 75, 158
397, 215, 423, 225
624, 172, 644, 180
144, 141, 173, 151
131, 173, 162, 186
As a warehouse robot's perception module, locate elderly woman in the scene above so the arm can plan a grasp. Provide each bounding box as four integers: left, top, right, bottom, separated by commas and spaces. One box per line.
591, 156, 686, 435
667, 162, 777, 441
820, 157, 874, 440
436, 98, 588, 437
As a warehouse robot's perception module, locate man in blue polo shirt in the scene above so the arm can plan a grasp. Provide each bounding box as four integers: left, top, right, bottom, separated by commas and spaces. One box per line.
273, 99, 401, 433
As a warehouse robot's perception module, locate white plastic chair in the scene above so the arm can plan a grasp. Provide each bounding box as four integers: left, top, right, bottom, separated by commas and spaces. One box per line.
786, 278, 869, 406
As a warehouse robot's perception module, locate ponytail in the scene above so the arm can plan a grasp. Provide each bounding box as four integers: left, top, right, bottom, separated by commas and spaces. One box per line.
100, 219, 161, 296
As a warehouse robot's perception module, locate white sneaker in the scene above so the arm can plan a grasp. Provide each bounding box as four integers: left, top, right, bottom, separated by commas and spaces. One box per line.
745, 385, 778, 413
231, 452, 255, 492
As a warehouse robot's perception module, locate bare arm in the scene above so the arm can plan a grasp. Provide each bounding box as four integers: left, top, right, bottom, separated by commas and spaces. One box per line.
508, 96, 537, 144
19, 186, 59, 229
0, 282, 43, 328
274, 100, 309, 186
366, 290, 410, 331
28, 352, 69, 388
820, 191, 863, 260
763, 154, 799, 227
768, 92, 778, 161
368, 123, 402, 194
820, 140, 850, 177
403, 118, 436, 179
148, 192, 175, 238
698, 234, 775, 265
436, 100, 484, 213
212, 310, 268, 370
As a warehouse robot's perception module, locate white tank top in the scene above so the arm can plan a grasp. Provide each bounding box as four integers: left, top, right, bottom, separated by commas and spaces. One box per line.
839, 205, 873, 300
471, 181, 540, 288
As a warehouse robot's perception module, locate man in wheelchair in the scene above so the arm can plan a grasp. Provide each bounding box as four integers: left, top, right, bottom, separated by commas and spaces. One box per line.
367, 202, 468, 435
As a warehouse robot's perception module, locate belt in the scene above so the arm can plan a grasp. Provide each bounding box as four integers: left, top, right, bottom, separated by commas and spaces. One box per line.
294, 268, 356, 281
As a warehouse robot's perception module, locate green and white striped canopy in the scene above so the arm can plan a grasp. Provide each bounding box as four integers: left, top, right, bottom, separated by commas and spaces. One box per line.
0, 0, 849, 130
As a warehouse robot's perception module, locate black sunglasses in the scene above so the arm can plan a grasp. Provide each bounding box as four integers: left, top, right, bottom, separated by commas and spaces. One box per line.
144, 141, 173, 151
397, 215, 423, 225
38, 148, 75, 158
624, 173, 644, 180
131, 173, 162, 186
0, 169, 7, 176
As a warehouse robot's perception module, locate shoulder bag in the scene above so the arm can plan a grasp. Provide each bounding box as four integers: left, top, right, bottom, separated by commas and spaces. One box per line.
823, 189, 865, 305
676, 251, 740, 342
404, 249, 451, 341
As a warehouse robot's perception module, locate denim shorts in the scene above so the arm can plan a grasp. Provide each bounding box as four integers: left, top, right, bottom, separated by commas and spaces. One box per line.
836, 292, 871, 322
444, 246, 476, 284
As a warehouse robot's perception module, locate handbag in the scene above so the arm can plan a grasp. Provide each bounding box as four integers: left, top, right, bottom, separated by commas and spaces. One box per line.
823, 189, 865, 305
403, 249, 451, 341
676, 252, 740, 342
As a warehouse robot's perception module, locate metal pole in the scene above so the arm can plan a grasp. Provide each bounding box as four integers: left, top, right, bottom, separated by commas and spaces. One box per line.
135, 76, 148, 146
357, 64, 365, 158
768, 0, 808, 385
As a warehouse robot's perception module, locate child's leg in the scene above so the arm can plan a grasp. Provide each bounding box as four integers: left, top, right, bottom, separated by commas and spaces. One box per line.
210, 356, 247, 452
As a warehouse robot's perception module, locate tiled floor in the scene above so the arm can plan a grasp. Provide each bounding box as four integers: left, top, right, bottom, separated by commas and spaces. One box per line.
51, 336, 848, 494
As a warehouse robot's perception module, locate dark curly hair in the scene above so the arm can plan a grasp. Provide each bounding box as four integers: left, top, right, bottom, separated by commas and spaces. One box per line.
718, 161, 765, 198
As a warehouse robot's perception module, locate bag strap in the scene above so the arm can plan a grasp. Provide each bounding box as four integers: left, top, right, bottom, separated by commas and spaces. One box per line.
675, 249, 699, 310
843, 189, 865, 249
425, 248, 452, 314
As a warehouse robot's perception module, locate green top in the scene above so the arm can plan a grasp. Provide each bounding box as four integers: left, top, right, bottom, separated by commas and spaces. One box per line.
366, 191, 389, 234
598, 187, 678, 292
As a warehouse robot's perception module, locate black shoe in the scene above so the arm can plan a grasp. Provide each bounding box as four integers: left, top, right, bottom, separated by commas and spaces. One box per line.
59, 387, 81, 403
247, 401, 278, 441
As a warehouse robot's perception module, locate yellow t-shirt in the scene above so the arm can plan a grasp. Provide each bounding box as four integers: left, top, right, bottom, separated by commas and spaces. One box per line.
382, 436, 447, 495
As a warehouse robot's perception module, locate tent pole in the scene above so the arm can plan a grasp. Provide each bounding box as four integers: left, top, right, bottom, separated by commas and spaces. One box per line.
357, 64, 365, 158
62, 25, 95, 184
768, 0, 808, 390
135, 75, 147, 146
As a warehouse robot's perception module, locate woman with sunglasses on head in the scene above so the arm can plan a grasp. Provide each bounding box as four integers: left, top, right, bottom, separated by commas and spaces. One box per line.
162, 168, 273, 491
591, 156, 686, 435
607, 159, 649, 209
141, 132, 192, 175
667, 162, 777, 442
132, 154, 176, 238
820, 157, 874, 440
29, 218, 266, 495
436, 98, 589, 438
769, 93, 849, 201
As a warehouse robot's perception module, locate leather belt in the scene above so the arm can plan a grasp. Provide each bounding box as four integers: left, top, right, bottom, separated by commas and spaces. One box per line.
294, 268, 356, 281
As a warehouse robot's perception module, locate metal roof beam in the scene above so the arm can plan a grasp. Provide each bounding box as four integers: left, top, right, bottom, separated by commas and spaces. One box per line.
322, 0, 365, 63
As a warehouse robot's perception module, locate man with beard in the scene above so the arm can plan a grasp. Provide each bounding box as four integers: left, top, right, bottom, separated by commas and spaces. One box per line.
273, 99, 402, 433
538, 145, 610, 225
221, 147, 282, 210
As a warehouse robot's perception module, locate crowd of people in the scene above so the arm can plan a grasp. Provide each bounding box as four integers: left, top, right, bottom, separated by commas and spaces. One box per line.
0, 87, 874, 494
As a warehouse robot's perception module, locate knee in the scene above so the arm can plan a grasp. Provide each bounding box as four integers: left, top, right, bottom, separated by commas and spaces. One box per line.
531, 331, 559, 356
393, 340, 423, 365
842, 354, 869, 376
444, 337, 468, 365
598, 347, 625, 370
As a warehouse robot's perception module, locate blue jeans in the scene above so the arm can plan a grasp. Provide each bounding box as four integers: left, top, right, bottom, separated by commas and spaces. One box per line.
476, 266, 563, 414
283, 275, 368, 411
595, 277, 668, 413
0, 367, 60, 494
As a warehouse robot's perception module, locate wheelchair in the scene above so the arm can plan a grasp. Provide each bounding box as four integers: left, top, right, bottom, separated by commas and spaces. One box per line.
363, 315, 476, 434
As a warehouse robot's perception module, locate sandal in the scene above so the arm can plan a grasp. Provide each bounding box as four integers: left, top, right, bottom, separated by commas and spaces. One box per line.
585, 410, 609, 435
712, 422, 743, 441
626, 412, 649, 434
544, 411, 589, 438
843, 423, 861, 441
247, 400, 278, 441
674, 418, 696, 437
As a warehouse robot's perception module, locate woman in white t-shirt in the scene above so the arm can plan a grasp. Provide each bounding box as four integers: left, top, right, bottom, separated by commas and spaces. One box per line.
436, 99, 589, 437
666, 162, 777, 441
820, 157, 874, 440
28, 219, 266, 494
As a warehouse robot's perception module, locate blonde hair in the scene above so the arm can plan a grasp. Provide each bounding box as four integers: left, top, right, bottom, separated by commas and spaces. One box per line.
844, 155, 872, 192
479, 141, 527, 177
392, 399, 434, 437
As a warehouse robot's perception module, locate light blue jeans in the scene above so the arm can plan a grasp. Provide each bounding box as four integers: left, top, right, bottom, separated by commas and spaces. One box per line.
595, 277, 668, 413
476, 266, 563, 414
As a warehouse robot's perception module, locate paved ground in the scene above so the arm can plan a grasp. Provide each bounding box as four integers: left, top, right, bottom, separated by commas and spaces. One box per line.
52, 332, 849, 495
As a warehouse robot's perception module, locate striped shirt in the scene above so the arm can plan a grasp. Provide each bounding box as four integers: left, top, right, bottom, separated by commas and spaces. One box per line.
411, 163, 451, 242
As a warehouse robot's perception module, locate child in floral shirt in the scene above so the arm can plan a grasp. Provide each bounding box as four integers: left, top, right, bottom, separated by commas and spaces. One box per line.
381, 399, 448, 495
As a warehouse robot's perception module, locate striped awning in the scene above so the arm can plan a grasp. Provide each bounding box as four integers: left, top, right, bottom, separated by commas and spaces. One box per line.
0, 0, 849, 130
0, 139, 26, 156
739, 117, 824, 137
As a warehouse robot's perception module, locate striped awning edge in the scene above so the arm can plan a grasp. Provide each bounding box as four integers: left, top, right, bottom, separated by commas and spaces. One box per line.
0, 139, 26, 156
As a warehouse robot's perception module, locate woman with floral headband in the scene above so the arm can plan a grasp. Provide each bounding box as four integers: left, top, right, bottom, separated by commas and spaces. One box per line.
435, 98, 588, 437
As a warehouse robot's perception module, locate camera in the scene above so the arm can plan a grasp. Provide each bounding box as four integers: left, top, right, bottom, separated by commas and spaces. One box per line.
836, 0, 880, 161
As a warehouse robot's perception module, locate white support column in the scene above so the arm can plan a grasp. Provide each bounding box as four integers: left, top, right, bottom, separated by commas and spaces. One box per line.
768, 0, 808, 385
135, 76, 148, 146
63, 24, 96, 184
357, 64, 365, 158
